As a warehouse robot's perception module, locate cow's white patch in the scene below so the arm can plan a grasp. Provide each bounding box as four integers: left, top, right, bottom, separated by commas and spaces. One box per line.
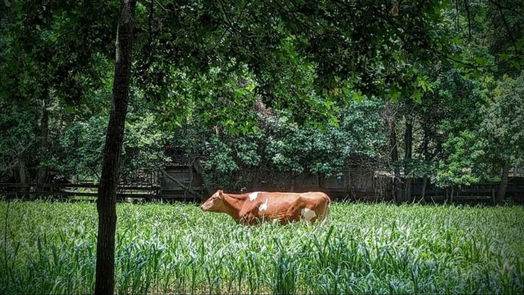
249, 192, 259, 201
301, 208, 317, 222
259, 199, 269, 211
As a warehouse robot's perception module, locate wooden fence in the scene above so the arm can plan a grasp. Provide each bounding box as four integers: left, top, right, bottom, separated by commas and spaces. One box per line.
0, 183, 160, 201
0, 164, 389, 202
1, 166, 523, 203
397, 177, 524, 203
247, 165, 393, 201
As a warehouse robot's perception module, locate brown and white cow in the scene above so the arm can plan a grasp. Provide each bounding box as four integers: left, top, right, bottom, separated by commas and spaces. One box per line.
201, 190, 331, 225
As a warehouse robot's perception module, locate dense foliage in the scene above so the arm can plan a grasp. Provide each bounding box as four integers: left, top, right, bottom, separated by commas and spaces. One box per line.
0, 0, 523, 194
170, 97, 387, 189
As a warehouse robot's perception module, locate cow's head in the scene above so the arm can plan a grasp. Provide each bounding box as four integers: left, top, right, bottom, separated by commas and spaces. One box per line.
201, 190, 226, 212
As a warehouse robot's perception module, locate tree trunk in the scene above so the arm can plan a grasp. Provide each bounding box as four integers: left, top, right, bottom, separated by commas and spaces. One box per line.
496, 163, 510, 205
94, 1, 136, 295
421, 125, 431, 202
18, 159, 28, 199
403, 116, 413, 202
421, 176, 428, 200
37, 97, 49, 186
389, 115, 400, 202
18, 159, 27, 185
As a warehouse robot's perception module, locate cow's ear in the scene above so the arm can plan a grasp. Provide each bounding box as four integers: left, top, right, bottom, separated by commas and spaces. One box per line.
218, 190, 224, 199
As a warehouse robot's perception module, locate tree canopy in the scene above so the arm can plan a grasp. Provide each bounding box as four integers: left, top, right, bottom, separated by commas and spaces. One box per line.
1, 0, 523, 191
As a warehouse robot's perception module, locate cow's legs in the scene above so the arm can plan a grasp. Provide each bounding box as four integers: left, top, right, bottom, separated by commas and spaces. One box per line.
317, 201, 330, 224
300, 207, 317, 223
239, 213, 260, 225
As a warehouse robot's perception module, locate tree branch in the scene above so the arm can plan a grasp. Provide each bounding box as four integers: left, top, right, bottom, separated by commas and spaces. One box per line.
463, 0, 472, 40
430, 48, 496, 71
488, 0, 524, 19
489, 0, 519, 54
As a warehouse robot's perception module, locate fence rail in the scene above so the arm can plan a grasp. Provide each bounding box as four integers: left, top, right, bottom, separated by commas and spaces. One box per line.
0, 182, 202, 202
1, 173, 522, 203
397, 177, 524, 203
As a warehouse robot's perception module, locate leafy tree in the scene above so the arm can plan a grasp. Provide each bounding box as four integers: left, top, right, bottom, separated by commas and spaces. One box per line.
478, 72, 524, 203
417, 69, 488, 188
0, 100, 38, 183
418, 0, 523, 196
172, 98, 386, 191
46, 106, 169, 182
433, 72, 524, 203
0, 0, 118, 184
434, 130, 485, 187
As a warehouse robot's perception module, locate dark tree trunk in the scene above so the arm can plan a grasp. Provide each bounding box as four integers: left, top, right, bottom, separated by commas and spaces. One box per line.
421, 125, 431, 202
496, 163, 510, 205
389, 116, 400, 202
18, 159, 27, 186
421, 176, 428, 200
94, 1, 136, 295
37, 97, 49, 186
18, 159, 28, 198
403, 116, 413, 202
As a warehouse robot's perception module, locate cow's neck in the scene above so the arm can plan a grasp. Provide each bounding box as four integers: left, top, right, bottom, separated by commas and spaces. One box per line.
222, 193, 246, 219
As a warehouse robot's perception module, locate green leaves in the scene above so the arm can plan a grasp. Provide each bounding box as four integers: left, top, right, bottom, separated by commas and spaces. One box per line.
1, 0, 521, 194
433, 71, 524, 187
191, 97, 386, 187
478, 72, 524, 167
204, 136, 239, 174
48, 103, 170, 182
434, 130, 483, 187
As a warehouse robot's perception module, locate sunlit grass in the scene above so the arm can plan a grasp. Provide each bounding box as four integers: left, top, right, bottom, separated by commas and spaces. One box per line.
1, 200, 523, 294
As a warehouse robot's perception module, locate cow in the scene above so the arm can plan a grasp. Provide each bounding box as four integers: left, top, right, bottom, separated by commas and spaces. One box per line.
200, 190, 331, 225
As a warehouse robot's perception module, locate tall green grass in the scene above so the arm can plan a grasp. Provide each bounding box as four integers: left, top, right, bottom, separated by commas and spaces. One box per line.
1, 200, 523, 294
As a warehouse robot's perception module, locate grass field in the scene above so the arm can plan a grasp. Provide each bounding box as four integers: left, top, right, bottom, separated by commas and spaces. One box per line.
1, 200, 523, 294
